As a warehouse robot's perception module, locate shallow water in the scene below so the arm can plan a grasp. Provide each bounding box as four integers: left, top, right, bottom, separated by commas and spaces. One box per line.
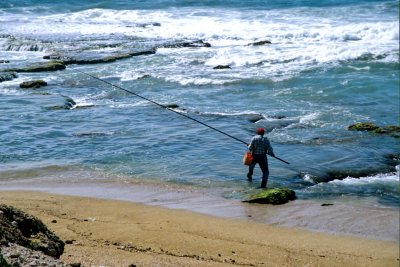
0, 0, 399, 213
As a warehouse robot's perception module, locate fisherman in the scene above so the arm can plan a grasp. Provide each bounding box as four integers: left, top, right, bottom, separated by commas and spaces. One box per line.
247, 127, 275, 188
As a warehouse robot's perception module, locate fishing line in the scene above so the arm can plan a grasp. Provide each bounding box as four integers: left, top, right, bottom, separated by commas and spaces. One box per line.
78, 70, 290, 165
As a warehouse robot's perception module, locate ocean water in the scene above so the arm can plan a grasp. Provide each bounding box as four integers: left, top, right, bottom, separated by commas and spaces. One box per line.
0, 0, 399, 211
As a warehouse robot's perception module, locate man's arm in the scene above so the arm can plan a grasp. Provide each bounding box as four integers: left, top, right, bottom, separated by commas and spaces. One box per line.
266, 139, 275, 157
248, 137, 255, 152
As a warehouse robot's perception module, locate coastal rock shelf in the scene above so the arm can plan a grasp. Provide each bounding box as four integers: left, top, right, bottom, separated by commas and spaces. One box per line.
4, 61, 66, 73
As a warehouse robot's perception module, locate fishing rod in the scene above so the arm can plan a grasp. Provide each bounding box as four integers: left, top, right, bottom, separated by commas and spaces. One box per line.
78, 70, 290, 165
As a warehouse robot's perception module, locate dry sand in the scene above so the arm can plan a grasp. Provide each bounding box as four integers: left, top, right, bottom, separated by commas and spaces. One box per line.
0, 191, 398, 267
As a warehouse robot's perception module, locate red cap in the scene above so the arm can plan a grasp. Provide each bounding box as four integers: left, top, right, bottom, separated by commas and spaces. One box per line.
257, 128, 264, 135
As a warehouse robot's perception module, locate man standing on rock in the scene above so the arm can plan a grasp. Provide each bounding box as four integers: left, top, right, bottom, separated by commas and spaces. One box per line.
247, 128, 275, 188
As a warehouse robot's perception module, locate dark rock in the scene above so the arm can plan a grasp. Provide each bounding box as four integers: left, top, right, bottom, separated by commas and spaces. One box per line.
243, 188, 296, 205
43, 50, 155, 65
213, 65, 231, 69
19, 80, 47, 89
321, 203, 334, 206
70, 263, 81, 267
385, 153, 400, 166
2, 243, 68, 267
348, 122, 400, 137
73, 132, 109, 138
248, 40, 272, 46
0, 204, 64, 258
43, 54, 66, 60
165, 104, 179, 109
373, 126, 400, 135
0, 253, 11, 267
5, 61, 66, 72
65, 240, 74, 244
0, 60, 10, 63
269, 115, 287, 119
162, 40, 211, 49
247, 114, 265, 123
348, 122, 379, 131
127, 22, 161, 28
46, 97, 76, 110
0, 72, 17, 82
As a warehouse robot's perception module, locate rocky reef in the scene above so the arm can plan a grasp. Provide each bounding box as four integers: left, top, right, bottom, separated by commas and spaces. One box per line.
0, 204, 67, 266
243, 188, 296, 205
43, 50, 155, 65
348, 122, 400, 138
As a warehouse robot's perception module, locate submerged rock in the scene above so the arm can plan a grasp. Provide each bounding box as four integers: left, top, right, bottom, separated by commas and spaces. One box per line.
373, 126, 400, 135
0, 204, 64, 258
247, 114, 265, 123
243, 188, 296, 205
126, 22, 161, 28
20, 80, 47, 89
73, 132, 110, 137
268, 115, 287, 119
5, 61, 66, 72
348, 122, 379, 131
348, 122, 400, 137
0, 72, 17, 82
162, 40, 211, 49
248, 40, 272, 46
46, 97, 76, 110
165, 104, 180, 109
0, 60, 10, 63
213, 65, 231, 69
43, 50, 155, 65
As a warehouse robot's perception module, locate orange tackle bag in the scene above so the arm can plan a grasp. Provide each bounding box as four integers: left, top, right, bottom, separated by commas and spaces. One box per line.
243, 151, 253, 166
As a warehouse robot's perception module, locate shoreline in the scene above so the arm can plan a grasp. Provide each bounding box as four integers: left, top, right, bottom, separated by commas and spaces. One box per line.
0, 175, 399, 243
0, 190, 399, 267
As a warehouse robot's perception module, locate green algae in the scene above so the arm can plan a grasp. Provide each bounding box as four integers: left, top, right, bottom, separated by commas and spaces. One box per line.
243, 187, 296, 205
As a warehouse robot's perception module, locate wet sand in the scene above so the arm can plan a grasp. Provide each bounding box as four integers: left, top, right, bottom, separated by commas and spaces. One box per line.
0, 190, 399, 267
0, 175, 398, 242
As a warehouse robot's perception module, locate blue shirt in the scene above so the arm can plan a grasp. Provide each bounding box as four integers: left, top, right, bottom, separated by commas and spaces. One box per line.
249, 135, 275, 156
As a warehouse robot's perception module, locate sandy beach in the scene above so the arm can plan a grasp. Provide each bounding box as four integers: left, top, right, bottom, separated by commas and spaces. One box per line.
0, 190, 398, 267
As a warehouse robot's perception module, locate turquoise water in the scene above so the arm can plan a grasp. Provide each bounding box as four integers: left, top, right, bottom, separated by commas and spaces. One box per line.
0, 0, 399, 207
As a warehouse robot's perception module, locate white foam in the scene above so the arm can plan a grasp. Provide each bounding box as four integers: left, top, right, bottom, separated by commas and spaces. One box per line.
119, 71, 150, 82
303, 173, 316, 184
0, 4, 397, 83
328, 170, 400, 186
162, 75, 236, 86
200, 110, 262, 116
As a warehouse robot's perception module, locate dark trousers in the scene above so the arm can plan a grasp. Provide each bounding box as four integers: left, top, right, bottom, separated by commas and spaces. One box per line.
247, 154, 269, 188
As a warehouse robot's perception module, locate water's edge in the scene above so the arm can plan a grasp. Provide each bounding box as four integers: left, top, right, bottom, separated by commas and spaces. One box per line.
0, 173, 398, 243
